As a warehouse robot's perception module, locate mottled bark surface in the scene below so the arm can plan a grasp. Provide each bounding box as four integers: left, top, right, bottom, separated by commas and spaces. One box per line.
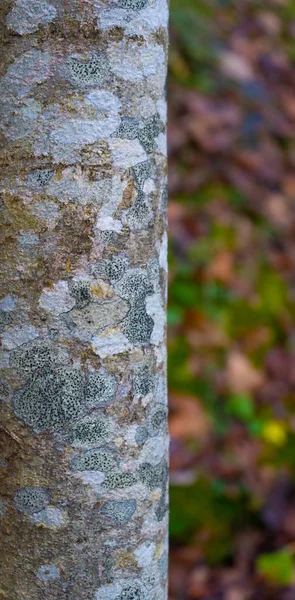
0, 1, 168, 598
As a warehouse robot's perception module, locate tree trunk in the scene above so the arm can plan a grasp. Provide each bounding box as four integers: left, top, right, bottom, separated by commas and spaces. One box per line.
0, 1, 168, 598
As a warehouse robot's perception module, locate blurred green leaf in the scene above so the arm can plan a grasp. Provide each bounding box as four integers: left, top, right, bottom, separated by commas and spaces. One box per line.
227, 393, 255, 422
170, 477, 254, 563
256, 549, 294, 586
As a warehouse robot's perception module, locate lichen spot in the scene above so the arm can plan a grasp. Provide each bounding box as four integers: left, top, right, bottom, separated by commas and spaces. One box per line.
13, 487, 49, 515
85, 369, 117, 408
12, 366, 84, 433
71, 448, 118, 472
69, 416, 115, 447
37, 564, 60, 582
100, 499, 137, 525
6, 0, 57, 35
67, 53, 110, 87
117, 0, 148, 8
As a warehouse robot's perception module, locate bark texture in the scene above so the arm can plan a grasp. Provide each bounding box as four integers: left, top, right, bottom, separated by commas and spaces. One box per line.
0, 1, 168, 598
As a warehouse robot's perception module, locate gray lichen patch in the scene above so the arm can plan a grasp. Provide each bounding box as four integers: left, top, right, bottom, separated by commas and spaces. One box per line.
30, 506, 68, 528
113, 113, 164, 155
138, 459, 168, 491
147, 405, 168, 437
13, 487, 50, 515
135, 426, 148, 444
5, 0, 57, 35
0, 50, 52, 102
115, 269, 153, 303
68, 415, 115, 447
115, 582, 145, 600
66, 53, 111, 87
0, 310, 13, 333
93, 255, 130, 283
85, 369, 117, 409
154, 491, 168, 522
117, 0, 148, 9
70, 279, 91, 309
133, 364, 155, 398
103, 470, 137, 490
71, 448, 118, 472
122, 301, 154, 345
62, 298, 130, 341
26, 169, 54, 189
131, 160, 153, 190
37, 564, 60, 582
12, 366, 85, 433
122, 190, 153, 231
10, 338, 69, 372
100, 499, 137, 525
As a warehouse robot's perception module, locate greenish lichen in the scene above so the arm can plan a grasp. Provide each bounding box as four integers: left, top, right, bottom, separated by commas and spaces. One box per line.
100, 499, 137, 525
138, 459, 168, 491
93, 255, 130, 283
147, 405, 167, 437
103, 471, 137, 490
10, 338, 68, 372
0, 310, 13, 333
122, 301, 153, 345
115, 269, 153, 302
133, 365, 155, 397
13, 487, 50, 515
71, 448, 118, 471
117, 0, 148, 8
69, 416, 115, 447
70, 280, 91, 309
12, 366, 84, 432
85, 369, 117, 409
67, 53, 110, 87
115, 583, 145, 600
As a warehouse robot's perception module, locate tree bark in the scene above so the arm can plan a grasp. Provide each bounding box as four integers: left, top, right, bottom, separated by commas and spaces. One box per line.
0, 1, 168, 598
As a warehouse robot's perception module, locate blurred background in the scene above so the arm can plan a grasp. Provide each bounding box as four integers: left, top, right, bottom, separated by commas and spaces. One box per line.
167, 1, 295, 598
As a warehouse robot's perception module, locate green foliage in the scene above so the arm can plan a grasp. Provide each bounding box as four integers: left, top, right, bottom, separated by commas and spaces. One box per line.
226, 393, 254, 422
256, 549, 294, 586
168, 0, 295, 592
170, 477, 254, 564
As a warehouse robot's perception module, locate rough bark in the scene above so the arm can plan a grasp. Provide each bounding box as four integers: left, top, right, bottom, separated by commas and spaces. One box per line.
0, 1, 168, 599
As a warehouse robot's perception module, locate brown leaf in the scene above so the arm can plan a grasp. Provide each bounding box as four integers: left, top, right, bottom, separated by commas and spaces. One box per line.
226, 351, 264, 394
169, 394, 211, 441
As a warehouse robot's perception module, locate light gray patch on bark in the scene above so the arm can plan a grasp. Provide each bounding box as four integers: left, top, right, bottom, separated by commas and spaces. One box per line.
27, 169, 54, 188
30, 506, 68, 528
6, 0, 57, 35
0, 50, 52, 101
1, 99, 42, 141
62, 298, 130, 341
37, 564, 60, 582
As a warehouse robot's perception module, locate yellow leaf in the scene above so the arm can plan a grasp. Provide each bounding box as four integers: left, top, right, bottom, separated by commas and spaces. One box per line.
262, 421, 287, 446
